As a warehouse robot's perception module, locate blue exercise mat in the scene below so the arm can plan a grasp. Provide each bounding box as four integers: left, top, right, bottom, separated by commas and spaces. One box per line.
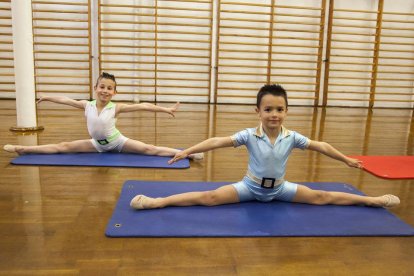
10, 153, 189, 169
106, 181, 414, 237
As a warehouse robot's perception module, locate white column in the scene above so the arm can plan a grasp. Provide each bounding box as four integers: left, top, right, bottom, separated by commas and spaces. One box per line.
209, 0, 219, 104
10, 0, 39, 130
90, 0, 100, 94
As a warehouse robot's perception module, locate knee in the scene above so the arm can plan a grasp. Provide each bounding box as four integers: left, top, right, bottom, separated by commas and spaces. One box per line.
200, 191, 220, 206
312, 191, 331, 205
142, 144, 158, 155
56, 142, 71, 152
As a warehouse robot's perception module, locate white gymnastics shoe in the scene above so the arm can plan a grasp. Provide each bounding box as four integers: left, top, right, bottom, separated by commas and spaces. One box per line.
130, 195, 149, 210
190, 152, 204, 161
381, 194, 400, 208
3, 144, 16, 153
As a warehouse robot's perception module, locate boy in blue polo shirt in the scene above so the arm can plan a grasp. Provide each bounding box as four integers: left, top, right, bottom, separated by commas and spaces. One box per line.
130, 84, 400, 210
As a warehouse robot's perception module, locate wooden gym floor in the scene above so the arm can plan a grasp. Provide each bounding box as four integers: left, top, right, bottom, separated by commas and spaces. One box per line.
0, 99, 413, 275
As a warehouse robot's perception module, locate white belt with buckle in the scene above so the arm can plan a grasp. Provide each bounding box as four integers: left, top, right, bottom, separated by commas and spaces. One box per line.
246, 170, 284, 189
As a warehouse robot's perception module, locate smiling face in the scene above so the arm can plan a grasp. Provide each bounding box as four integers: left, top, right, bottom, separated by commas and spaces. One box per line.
255, 94, 288, 132
94, 77, 116, 103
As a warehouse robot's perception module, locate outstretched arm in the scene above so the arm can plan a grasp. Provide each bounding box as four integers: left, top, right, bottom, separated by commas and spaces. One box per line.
37, 95, 87, 109
168, 136, 234, 164
116, 102, 180, 117
307, 140, 362, 168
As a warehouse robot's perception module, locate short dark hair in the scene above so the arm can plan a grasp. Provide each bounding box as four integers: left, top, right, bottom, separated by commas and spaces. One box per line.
96, 72, 117, 90
256, 84, 288, 108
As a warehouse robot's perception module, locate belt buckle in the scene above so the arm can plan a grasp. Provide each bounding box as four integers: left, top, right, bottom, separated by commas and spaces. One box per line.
97, 139, 109, 145
261, 177, 275, 189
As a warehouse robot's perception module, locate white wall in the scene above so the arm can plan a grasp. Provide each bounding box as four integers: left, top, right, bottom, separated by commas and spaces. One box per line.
0, 0, 413, 108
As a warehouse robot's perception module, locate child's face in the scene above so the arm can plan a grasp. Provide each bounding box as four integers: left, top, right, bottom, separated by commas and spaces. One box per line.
94, 78, 116, 102
255, 94, 287, 131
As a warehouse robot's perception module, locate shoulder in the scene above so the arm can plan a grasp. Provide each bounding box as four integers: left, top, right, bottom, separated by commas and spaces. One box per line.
107, 101, 116, 109
115, 102, 127, 114
284, 128, 310, 149
233, 127, 256, 137
86, 100, 95, 107
231, 127, 255, 147
281, 126, 303, 138
84, 100, 94, 111
288, 129, 301, 137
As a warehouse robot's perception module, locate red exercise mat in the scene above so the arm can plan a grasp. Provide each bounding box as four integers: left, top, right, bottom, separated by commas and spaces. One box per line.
351, 156, 414, 179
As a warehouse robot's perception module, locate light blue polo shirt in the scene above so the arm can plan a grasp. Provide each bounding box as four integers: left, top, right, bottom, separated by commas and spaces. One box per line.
231, 124, 310, 181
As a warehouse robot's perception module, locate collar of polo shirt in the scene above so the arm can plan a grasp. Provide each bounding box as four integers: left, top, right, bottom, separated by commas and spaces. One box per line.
253, 124, 291, 139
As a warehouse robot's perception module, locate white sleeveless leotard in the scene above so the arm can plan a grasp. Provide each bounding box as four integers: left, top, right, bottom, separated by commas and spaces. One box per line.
85, 100, 128, 152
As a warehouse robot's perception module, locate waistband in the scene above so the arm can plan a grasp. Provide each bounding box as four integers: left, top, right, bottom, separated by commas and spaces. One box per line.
246, 170, 284, 188
95, 130, 121, 145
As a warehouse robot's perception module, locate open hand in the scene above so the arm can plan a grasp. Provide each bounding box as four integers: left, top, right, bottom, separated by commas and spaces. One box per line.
36, 95, 46, 104
346, 157, 363, 169
166, 102, 180, 117
168, 150, 188, 164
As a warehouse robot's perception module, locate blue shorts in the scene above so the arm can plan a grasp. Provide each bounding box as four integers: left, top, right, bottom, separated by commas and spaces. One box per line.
232, 176, 298, 202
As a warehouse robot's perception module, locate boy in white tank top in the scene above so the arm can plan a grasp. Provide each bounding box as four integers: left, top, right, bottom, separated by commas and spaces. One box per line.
4, 72, 203, 161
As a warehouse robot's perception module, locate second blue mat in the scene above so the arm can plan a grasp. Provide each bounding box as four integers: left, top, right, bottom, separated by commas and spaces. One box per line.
106, 181, 414, 237
11, 152, 189, 169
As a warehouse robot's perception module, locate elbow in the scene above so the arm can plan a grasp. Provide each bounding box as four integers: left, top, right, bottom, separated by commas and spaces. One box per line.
204, 137, 222, 148
318, 142, 331, 153
210, 137, 221, 147
320, 141, 329, 148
